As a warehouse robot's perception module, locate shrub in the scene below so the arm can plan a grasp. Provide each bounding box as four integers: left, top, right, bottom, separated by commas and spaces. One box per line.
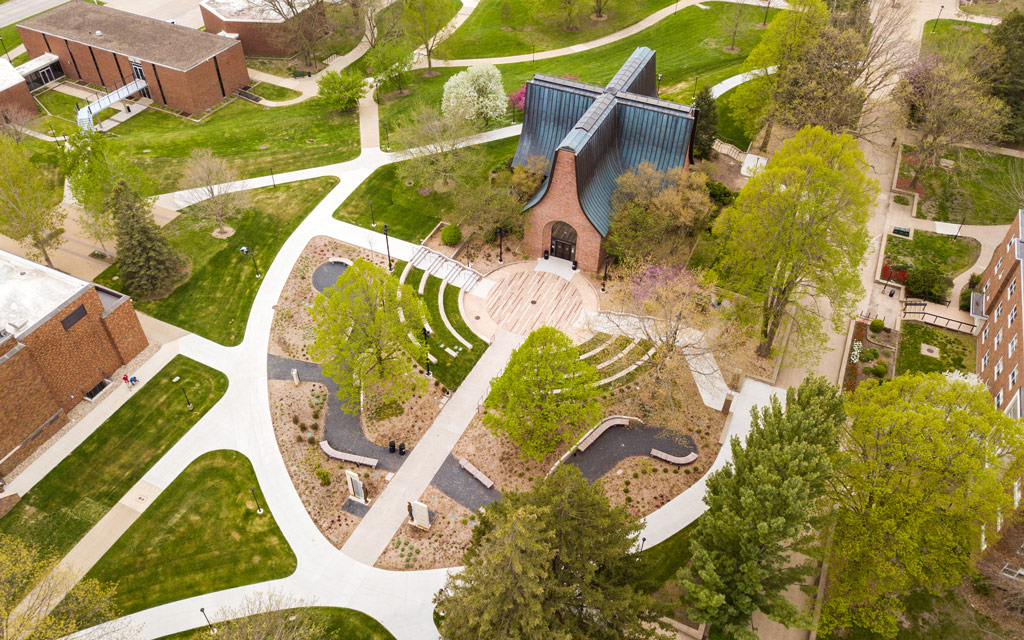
312, 410, 320, 420
315, 466, 331, 486
316, 70, 366, 112
307, 436, 316, 445
893, 194, 911, 206
291, 415, 299, 425
295, 434, 305, 442
870, 318, 885, 333
707, 180, 737, 209
872, 361, 889, 377
968, 272, 983, 289
859, 347, 879, 362
906, 264, 948, 300
960, 288, 973, 312
441, 224, 462, 246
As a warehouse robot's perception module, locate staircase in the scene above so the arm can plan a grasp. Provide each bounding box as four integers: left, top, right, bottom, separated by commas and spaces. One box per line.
407, 246, 485, 294
76, 79, 148, 131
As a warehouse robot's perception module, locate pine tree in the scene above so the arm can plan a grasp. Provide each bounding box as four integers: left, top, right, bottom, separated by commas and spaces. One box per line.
436, 465, 659, 640
692, 86, 718, 160
107, 180, 181, 299
681, 376, 844, 639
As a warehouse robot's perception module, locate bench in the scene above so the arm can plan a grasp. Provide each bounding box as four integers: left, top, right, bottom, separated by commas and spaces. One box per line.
892, 227, 911, 238
329, 256, 349, 264
458, 458, 494, 489
651, 449, 698, 466
320, 441, 378, 468
578, 417, 630, 452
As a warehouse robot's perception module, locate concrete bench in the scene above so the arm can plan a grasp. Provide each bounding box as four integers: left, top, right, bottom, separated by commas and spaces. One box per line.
651, 449, 698, 466
578, 417, 630, 452
329, 256, 350, 264
320, 441, 378, 468
458, 458, 494, 489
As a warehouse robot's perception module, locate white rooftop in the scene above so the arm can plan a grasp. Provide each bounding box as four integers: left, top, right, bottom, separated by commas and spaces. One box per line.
15, 52, 59, 78
0, 59, 24, 93
0, 250, 87, 338
200, 0, 286, 23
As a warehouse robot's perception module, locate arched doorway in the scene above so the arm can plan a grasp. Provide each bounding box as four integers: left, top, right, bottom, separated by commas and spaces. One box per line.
549, 222, 577, 261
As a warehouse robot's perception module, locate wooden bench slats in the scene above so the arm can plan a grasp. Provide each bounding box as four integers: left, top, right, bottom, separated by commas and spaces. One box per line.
650, 448, 698, 466
320, 441, 378, 468
458, 457, 494, 489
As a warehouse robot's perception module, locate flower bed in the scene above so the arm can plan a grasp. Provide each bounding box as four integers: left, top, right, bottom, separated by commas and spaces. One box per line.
843, 321, 897, 391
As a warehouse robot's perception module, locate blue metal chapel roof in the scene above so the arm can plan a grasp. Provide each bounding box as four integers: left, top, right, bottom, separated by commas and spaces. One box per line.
513, 47, 697, 237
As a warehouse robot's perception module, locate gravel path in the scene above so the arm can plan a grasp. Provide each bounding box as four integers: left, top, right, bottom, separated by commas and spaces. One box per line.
311, 261, 349, 293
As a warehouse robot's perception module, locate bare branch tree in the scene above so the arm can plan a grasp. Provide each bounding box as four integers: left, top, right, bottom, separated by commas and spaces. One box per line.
364, 0, 403, 47
0, 105, 36, 144
401, 0, 454, 69
394, 104, 482, 191
209, 593, 327, 639
248, 0, 333, 67
178, 148, 252, 234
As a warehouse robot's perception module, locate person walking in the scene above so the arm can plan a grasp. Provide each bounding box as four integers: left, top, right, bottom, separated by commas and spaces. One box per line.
129, 376, 138, 386
123, 374, 132, 392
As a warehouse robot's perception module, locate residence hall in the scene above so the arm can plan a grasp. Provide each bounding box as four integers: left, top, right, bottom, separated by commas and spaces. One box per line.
972, 209, 1024, 417
511, 46, 699, 272
201, 0, 324, 58
17, 1, 249, 115
0, 250, 147, 476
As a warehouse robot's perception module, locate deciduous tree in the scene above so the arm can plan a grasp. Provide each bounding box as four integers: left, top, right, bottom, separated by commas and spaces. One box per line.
0, 135, 65, 268
435, 465, 658, 640
0, 104, 35, 144
527, 0, 587, 31
309, 259, 428, 413
822, 373, 1024, 637
991, 9, 1024, 141
681, 376, 843, 640
484, 327, 601, 461
714, 126, 877, 359
365, 38, 413, 92
364, 0, 403, 47
316, 70, 367, 112
248, 0, 333, 68
441, 65, 507, 125
208, 593, 327, 639
394, 104, 482, 191
178, 149, 251, 235
401, 0, 454, 69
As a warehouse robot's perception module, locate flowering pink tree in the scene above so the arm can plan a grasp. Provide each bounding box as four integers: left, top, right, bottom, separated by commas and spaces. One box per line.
507, 83, 526, 111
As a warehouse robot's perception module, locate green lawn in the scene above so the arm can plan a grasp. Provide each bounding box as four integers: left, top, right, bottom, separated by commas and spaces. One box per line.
28, 114, 78, 137
107, 99, 359, 194
820, 590, 1005, 640
381, 3, 776, 142
715, 86, 751, 151
11, 51, 29, 66
36, 88, 117, 123
250, 81, 303, 102
246, 57, 299, 79
334, 136, 519, 241
634, 523, 698, 623
885, 230, 981, 282
957, 0, 1023, 19
921, 19, 992, 55
895, 321, 976, 376
155, 607, 396, 640
898, 145, 1024, 225
94, 177, 338, 345
0, 356, 227, 560
79, 450, 295, 615
435, 0, 677, 59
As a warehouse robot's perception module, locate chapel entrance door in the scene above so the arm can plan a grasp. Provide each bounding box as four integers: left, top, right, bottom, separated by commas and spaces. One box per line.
550, 222, 577, 261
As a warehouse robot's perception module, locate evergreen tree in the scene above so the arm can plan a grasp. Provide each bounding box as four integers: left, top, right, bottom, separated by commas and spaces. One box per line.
681, 376, 844, 639
692, 86, 718, 160
436, 465, 659, 640
108, 180, 181, 299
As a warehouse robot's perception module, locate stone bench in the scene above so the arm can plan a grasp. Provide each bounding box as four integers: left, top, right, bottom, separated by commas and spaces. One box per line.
320, 441, 378, 468
329, 256, 349, 264
578, 417, 630, 452
458, 457, 494, 489
651, 449, 698, 466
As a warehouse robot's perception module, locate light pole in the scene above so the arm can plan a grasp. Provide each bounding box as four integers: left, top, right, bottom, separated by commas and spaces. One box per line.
200, 608, 217, 634
370, 200, 376, 227
497, 227, 504, 264
932, 5, 944, 32
422, 326, 430, 343
640, 536, 647, 553
383, 122, 390, 151
239, 246, 261, 278
601, 254, 611, 292
269, 166, 276, 188
384, 224, 392, 272
0, 36, 10, 64
954, 215, 965, 240
763, 0, 771, 25
425, 359, 432, 377
692, 75, 700, 99
180, 385, 193, 411
250, 486, 264, 514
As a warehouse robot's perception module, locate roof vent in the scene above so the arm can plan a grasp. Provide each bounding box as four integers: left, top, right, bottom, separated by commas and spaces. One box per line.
95, 30, 103, 37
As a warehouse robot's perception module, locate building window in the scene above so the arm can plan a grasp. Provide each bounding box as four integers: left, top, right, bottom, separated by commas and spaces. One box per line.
997, 302, 1004, 322
998, 257, 1004, 273
984, 280, 991, 294
1012, 279, 1019, 298
983, 351, 990, 370
1009, 239, 1015, 253
60, 304, 86, 330
1011, 366, 1019, 387
1012, 305, 1020, 326
995, 358, 1004, 379
983, 326, 990, 343
996, 329, 1003, 349
1012, 335, 1019, 358
996, 389, 1004, 407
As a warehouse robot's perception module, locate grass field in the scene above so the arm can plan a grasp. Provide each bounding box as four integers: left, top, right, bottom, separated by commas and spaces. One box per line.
250, 81, 303, 102
380, 3, 776, 142
107, 99, 359, 194
435, 0, 677, 59
95, 177, 338, 345
334, 136, 519, 241
80, 450, 295, 615
155, 607, 396, 639
0, 356, 227, 560
896, 321, 976, 376
28, 114, 78, 137
921, 19, 992, 54
715, 87, 752, 151
36, 88, 118, 123
885, 231, 981, 281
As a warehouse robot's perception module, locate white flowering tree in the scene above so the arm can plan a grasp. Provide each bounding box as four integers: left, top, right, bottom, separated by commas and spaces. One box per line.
441, 64, 507, 126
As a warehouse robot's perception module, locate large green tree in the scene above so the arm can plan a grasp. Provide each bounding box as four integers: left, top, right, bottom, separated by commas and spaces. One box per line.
822, 373, 1024, 637
484, 327, 602, 461
435, 465, 658, 640
0, 136, 65, 268
108, 180, 182, 299
714, 126, 877, 359
991, 10, 1024, 141
401, 0, 453, 69
692, 86, 718, 160
310, 259, 428, 413
681, 376, 843, 639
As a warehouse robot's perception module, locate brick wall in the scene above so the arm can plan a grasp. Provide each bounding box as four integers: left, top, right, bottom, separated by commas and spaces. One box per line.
0, 81, 36, 117
977, 216, 1024, 412
0, 345, 63, 475
525, 149, 607, 272
200, 6, 292, 58
100, 298, 148, 364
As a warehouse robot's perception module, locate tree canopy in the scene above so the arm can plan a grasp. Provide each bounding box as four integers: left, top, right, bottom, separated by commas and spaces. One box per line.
108, 180, 182, 299
0, 136, 65, 268
442, 65, 507, 125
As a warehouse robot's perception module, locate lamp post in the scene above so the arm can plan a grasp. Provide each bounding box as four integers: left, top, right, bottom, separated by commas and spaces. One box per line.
383, 122, 390, 150
269, 166, 276, 188
250, 486, 264, 514
180, 385, 193, 411
384, 224, 392, 272
0, 36, 10, 64
601, 254, 611, 292
369, 200, 376, 227
426, 359, 432, 377
763, 0, 771, 25
640, 536, 647, 553
955, 215, 965, 241
657, 73, 662, 96
497, 227, 504, 264
692, 75, 700, 99
422, 326, 430, 343
932, 5, 944, 31
200, 608, 216, 634
239, 246, 261, 278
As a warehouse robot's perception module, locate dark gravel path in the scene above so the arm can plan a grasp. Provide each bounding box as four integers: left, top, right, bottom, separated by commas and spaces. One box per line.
431, 423, 697, 510
267, 354, 405, 472
312, 261, 349, 293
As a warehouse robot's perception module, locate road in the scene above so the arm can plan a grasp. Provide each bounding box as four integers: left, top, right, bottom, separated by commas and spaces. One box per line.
0, 0, 204, 30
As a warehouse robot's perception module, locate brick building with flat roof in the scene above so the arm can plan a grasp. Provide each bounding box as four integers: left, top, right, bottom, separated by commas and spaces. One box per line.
0, 59, 35, 117
200, 0, 323, 58
0, 250, 148, 475
17, 1, 249, 115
